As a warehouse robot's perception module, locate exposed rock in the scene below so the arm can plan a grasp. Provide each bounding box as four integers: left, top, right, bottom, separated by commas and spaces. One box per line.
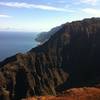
23, 87, 100, 100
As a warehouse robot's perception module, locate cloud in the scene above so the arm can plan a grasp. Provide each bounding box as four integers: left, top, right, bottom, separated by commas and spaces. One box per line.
57, 0, 67, 3
0, 14, 12, 18
82, 8, 100, 16
80, 0, 98, 5
0, 2, 68, 12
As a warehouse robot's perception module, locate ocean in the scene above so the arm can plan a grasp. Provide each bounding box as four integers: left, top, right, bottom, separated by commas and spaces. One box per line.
0, 31, 39, 61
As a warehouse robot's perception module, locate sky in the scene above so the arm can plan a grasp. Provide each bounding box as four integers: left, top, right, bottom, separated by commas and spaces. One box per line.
0, 0, 100, 32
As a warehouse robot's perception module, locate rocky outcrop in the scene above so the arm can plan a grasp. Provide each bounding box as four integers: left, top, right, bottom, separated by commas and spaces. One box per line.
0, 18, 100, 100
23, 87, 100, 100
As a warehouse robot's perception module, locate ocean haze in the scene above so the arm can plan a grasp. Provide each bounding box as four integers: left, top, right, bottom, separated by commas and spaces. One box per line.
0, 31, 38, 61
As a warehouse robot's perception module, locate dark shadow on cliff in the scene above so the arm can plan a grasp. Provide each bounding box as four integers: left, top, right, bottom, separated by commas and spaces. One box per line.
14, 68, 29, 100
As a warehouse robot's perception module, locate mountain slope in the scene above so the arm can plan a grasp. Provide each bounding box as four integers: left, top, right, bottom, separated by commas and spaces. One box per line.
0, 18, 100, 100
35, 25, 62, 43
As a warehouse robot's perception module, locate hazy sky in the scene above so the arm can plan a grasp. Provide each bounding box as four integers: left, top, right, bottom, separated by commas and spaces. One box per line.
0, 0, 100, 32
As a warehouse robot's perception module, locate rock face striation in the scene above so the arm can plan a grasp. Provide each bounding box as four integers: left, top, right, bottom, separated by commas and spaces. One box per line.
0, 18, 100, 100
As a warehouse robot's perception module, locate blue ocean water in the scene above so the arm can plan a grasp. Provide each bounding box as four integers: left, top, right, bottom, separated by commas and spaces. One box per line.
0, 31, 38, 61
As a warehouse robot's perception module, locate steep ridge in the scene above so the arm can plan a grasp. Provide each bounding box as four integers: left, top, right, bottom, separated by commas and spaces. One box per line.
0, 18, 100, 100
35, 25, 62, 43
